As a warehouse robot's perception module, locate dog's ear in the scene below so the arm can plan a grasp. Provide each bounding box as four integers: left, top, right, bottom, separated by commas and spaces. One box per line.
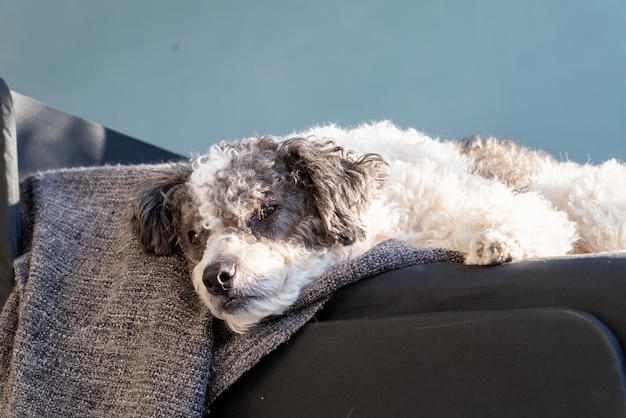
133, 162, 192, 255
278, 137, 388, 245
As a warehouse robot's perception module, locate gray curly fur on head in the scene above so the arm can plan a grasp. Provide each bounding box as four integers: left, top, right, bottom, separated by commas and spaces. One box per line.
133, 135, 388, 256
192, 135, 388, 247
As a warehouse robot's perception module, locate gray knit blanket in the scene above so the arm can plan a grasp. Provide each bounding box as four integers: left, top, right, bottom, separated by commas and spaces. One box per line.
0, 164, 461, 417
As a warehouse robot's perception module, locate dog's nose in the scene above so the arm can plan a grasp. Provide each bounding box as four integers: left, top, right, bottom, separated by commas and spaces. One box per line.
203, 260, 236, 295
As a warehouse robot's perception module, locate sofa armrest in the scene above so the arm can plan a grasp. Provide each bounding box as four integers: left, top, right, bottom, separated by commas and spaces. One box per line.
0, 77, 19, 307
212, 308, 626, 418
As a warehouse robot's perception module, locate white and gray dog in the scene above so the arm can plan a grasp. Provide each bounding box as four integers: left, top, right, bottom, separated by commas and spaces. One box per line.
133, 121, 626, 332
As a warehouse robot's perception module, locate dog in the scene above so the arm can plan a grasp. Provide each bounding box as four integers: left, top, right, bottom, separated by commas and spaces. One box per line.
133, 121, 626, 333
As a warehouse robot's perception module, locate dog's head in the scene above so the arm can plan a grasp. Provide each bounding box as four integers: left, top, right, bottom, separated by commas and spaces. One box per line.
133, 135, 387, 332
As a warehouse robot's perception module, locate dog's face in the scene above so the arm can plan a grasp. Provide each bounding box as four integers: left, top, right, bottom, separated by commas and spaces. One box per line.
133, 135, 386, 332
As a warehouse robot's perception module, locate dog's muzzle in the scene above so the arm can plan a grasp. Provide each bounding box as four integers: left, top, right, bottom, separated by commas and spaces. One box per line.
203, 260, 236, 296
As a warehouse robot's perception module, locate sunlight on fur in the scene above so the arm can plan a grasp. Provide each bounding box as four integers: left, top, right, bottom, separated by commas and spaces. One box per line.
133, 121, 626, 332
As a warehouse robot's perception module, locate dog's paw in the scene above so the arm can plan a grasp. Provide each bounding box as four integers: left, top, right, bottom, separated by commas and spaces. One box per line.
465, 230, 521, 265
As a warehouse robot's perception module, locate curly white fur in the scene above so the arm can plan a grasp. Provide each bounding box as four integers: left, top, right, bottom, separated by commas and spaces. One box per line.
133, 121, 625, 333
460, 135, 626, 253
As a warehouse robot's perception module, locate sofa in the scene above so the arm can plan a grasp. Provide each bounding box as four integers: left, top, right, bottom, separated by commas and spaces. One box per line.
2, 76, 626, 417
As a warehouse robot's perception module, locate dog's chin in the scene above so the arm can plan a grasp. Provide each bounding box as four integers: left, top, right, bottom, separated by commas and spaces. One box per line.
209, 294, 248, 316
204, 295, 281, 334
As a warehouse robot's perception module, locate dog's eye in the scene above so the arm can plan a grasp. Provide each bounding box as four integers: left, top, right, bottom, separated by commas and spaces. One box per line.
188, 231, 203, 246
249, 204, 279, 230
262, 204, 276, 218
256, 204, 277, 222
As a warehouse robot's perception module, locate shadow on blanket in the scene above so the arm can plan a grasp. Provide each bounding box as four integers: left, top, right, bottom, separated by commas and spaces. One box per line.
0, 165, 461, 416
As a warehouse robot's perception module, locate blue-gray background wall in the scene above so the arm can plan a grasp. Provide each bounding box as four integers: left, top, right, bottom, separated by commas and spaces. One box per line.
1, 0, 624, 162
